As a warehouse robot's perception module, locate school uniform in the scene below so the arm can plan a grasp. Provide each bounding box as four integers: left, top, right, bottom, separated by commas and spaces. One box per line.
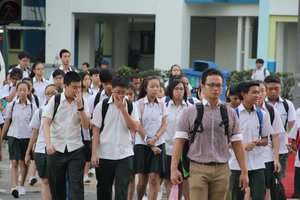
229, 103, 273, 200
134, 97, 168, 174
8, 65, 31, 78
260, 102, 285, 189
48, 65, 73, 83
90, 83, 101, 95
82, 90, 92, 162
32, 77, 49, 104
5, 99, 36, 160
29, 106, 48, 178
251, 67, 270, 81
91, 96, 139, 199
265, 96, 296, 178
87, 90, 109, 116
43, 92, 90, 200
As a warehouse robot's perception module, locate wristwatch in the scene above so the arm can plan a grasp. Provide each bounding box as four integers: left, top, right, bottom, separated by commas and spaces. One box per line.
77, 107, 84, 111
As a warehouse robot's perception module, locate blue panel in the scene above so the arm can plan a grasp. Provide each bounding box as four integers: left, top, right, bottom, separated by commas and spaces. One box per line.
24, 0, 45, 8
267, 61, 276, 73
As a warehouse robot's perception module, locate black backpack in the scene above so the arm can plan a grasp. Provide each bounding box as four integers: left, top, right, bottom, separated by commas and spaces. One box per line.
270, 172, 286, 200
282, 98, 289, 130
52, 94, 84, 119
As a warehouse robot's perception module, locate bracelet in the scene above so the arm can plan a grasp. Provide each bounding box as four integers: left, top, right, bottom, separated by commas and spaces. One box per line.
78, 107, 84, 111
154, 135, 159, 140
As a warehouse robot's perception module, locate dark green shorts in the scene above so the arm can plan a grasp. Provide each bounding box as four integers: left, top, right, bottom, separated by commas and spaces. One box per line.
35, 152, 48, 179
264, 161, 274, 189
134, 144, 166, 174
8, 136, 29, 161
82, 140, 91, 162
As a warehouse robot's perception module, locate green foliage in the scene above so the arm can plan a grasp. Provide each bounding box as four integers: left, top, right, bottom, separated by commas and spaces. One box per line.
227, 70, 295, 101
116, 65, 136, 76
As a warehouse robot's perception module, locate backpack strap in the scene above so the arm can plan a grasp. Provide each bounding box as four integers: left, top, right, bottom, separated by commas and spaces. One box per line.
126, 99, 133, 115
190, 102, 204, 143
53, 94, 61, 119
255, 107, 263, 137
282, 98, 289, 130
265, 102, 275, 125
220, 104, 229, 136
100, 98, 110, 132
39, 107, 43, 120
264, 68, 267, 77
94, 90, 102, 108
33, 94, 39, 108
165, 96, 171, 107
234, 107, 239, 118
188, 97, 194, 105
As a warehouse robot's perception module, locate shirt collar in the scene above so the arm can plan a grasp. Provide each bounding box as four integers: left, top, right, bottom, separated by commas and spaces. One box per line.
265, 96, 284, 103
202, 98, 222, 106
107, 96, 114, 104
143, 96, 159, 104
59, 65, 72, 72
16, 98, 31, 105
33, 77, 44, 82
238, 103, 256, 112
168, 99, 187, 106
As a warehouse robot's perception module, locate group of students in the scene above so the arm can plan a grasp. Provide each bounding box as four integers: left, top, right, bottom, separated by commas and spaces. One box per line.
0, 50, 299, 200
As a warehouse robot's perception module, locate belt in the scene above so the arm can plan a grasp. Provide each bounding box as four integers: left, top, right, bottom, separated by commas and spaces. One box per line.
191, 161, 226, 166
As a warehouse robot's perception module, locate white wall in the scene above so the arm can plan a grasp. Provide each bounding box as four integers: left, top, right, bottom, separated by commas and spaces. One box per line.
190, 17, 216, 67
270, 0, 298, 15
215, 17, 238, 71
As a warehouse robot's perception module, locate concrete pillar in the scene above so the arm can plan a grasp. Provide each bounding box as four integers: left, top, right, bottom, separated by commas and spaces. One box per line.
112, 17, 129, 69
78, 16, 96, 67
155, 0, 190, 70
257, 0, 270, 69
236, 17, 243, 71
243, 17, 251, 70
45, 0, 75, 65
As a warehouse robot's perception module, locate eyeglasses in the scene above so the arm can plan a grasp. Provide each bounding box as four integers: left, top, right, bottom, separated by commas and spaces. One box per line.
174, 87, 185, 92
114, 90, 126, 95
205, 83, 223, 89
45, 92, 57, 97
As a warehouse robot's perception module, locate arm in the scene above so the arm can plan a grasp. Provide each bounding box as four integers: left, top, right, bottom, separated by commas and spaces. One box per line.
231, 140, 249, 190
44, 117, 55, 155
25, 128, 38, 165
170, 138, 185, 185
288, 121, 295, 132
255, 136, 268, 146
271, 134, 281, 172
79, 109, 90, 130
91, 125, 100, 167
5, 88, 17, 102
147, 116, 167, 147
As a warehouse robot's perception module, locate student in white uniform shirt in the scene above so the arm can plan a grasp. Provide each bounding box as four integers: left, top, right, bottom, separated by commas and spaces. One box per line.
24, 84, 58, 200
264, 75, 296, 179
88, 69, 115, 116
91, 75, 140, 200
0, 81, 37, 198
289, 109, 300, 199
162, 79, 189, 199
8, 51, 31, 79
89, 68, 101, 95
79, 71, 93, 184
29, 62, 49, 104
256, 81, 285, 200
43, 71, 90, 200
134, 76, 168, 200
48, 49, 76, 83
4, 68, 23, 103
251, 59, 270, 81
229, 81, 273, 200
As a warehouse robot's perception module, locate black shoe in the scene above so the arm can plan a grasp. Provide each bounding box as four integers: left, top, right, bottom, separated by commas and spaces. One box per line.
11, 188, 19, 198
29, 177, 37, 186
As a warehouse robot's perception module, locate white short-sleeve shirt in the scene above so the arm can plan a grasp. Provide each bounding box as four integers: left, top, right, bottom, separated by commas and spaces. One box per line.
90, 96, 139, 160
5, 99, 36, 139
29, 107, 46, 153
265, 97, 296, 154
164, 100, 188, 156
134, 97, 168, 146
42, 93, 90, 153
229, 103, 273, 171
88, 90, 109, 116
251, 67, 270, 81
261, 102, 285, 163
33, 77, 49, 104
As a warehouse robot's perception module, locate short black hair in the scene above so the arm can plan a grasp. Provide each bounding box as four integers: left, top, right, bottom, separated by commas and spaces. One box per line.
64, 71, 81, 86
138, 76, 160, 100
256, 58, 264, 64
82, 62, 89, 67
59, 49, 71, 58
238, 81, 259, 100
18, 51, 30, 60
264, 75, 281, 84
201, 68, 224, 85
100, 69, 115, 83
112, 75, 129, 88
52, 69, 65, 78
10, 68, 23, 79
228, 83, 239, 96
130, 73, 140, 81
167, 79, 187, 102
89, 68, 100, 76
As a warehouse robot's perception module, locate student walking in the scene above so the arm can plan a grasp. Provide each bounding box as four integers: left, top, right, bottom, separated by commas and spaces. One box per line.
43, 71, 90, 200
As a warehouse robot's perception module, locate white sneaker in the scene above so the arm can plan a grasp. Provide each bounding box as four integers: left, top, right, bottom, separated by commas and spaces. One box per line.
29, 176, 37, 186
142, 194, 148, 200
84, 174, 91, 184
18, 186, 26, 196
11, 187, 19, 198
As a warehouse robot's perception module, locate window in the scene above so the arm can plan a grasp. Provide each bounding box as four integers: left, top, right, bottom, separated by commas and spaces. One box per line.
9, 30, 21, 49
141, 31, 154, 54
